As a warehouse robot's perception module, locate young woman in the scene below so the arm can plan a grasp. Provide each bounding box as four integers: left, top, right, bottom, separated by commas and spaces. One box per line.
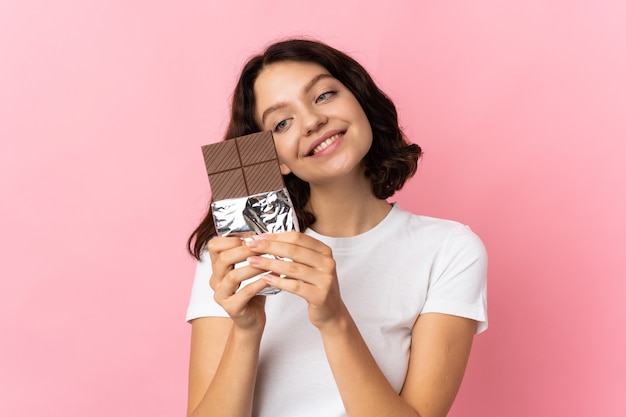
186, 39, 487, 417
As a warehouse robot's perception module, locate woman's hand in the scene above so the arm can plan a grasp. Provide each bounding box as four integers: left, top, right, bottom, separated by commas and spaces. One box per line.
206, 236, 271, 332
244, 232, 346, 329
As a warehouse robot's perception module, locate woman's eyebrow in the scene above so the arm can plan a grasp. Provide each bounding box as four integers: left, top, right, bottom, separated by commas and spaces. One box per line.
303, 73, 334, 94
261, 103, 287, 126
260, 73, 334, 125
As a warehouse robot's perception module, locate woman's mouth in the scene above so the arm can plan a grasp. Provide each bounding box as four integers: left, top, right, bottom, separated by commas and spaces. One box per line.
310, 132, 344, 156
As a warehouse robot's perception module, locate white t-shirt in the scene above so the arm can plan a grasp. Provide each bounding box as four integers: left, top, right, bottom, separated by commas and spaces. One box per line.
186, 203, 488, 417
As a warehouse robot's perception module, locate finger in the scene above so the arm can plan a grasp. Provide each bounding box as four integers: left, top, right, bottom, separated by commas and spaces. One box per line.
247, 255, 312, 281
244, 237, 333, 271
206, 236, 243, 259
233, 276, 271, 300
212, 262, 268, 295
217, 278, 269, 316
255, 232, 332, 255
260, 273, 318, 302
209, 240, 257, 281
247, 256, 337, 297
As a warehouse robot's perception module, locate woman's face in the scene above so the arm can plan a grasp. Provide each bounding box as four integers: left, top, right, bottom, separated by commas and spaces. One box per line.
253, 60, 373, 186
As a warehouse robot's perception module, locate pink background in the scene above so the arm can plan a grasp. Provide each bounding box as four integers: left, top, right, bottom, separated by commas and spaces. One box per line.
2, 1, 625, 416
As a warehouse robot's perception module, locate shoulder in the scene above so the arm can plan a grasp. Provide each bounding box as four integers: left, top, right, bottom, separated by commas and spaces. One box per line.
393, 206, 489, 333
391, 204, 486, 257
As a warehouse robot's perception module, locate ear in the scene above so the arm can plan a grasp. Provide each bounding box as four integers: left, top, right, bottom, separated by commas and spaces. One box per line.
279, 163, 292, 175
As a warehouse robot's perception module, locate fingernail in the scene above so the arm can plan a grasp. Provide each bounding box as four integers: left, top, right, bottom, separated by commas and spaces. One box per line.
245, 239, 259, 248
247, 256, 260, 265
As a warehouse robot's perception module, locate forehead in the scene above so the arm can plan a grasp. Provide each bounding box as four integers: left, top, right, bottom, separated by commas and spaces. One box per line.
254, 61, 332, 102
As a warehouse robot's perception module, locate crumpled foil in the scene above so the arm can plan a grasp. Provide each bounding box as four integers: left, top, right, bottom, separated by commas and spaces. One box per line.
211, 188, 299, 295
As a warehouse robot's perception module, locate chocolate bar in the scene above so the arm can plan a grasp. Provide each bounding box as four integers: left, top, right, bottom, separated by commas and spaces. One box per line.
202, 131, 284, 201
201, 132, 299, 295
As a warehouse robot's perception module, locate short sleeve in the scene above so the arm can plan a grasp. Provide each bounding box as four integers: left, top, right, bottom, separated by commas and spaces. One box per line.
185, 251, 229, 322
421, 225, 488, 334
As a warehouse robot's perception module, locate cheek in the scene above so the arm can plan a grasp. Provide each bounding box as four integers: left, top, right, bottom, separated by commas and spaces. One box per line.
273, 139, 289, 159
346, 99, 372, 133
273, 130, 301, 158
273, 140, 297, 173
359, 117, 374, 149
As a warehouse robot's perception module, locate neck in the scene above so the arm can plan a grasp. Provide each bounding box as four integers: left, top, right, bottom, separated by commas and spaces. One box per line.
305, 174, 392, 237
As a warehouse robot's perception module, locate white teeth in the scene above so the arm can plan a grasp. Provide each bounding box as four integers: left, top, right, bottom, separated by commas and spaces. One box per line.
312, 133, 342, 155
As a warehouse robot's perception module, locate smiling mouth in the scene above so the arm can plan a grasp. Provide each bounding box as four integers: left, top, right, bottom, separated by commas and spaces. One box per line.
310, 132, 344, 156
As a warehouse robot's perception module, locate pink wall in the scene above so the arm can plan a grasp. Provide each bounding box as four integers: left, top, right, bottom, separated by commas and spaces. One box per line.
2, 1, 625, 415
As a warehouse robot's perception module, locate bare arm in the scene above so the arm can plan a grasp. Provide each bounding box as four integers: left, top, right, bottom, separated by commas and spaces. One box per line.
400, 313, 476, 417
319, 311, 475, 417
187, 237, 271, 417
187, 317, 230, 415
187, 317, 263, 417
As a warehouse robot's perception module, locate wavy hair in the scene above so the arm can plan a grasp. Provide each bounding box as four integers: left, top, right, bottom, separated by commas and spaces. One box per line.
188, 39, 422, 259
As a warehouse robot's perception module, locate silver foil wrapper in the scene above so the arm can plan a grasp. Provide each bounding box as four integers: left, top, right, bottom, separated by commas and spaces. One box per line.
211, 188, 299, 295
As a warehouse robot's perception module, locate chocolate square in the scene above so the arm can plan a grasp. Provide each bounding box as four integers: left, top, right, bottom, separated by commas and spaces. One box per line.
202, 131, 285, 201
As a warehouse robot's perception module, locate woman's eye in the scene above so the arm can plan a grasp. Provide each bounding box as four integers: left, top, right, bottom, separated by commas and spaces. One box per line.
274, 119, 289, 132
315, 91, 335, 103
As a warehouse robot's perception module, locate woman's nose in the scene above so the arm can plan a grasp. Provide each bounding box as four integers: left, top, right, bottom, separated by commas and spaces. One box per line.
301, 107, 328, 135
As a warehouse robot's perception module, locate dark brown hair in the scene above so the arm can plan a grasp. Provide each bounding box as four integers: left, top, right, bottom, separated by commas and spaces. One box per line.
188, 39, 422, 259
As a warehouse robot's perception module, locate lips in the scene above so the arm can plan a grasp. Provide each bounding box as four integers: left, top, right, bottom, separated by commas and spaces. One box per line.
308, 131, 345, 156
